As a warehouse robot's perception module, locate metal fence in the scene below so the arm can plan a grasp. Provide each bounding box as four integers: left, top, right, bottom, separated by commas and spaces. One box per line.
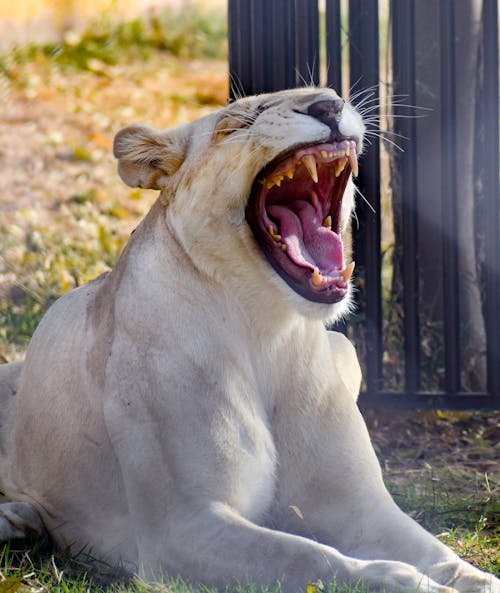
228, 0, 500, 409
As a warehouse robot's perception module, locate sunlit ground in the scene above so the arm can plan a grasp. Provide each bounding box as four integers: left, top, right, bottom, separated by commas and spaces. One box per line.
0, 28, 228, 360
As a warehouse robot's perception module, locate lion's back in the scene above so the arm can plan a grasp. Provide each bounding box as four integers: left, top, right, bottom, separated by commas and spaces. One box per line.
4, 272, 131, 556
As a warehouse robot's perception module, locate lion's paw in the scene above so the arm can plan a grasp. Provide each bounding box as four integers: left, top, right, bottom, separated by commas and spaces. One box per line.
452, 572, 500, 593
0, 502, 45, 541
428, 561, 499, 593
359, 559, 458, 593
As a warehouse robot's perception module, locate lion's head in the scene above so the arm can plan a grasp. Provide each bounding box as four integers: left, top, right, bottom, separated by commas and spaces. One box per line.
113, 88, 364, 321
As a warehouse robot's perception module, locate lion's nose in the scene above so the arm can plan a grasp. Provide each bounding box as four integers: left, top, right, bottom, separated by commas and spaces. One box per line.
307, 99, 345, 127
307, 98, 346, 143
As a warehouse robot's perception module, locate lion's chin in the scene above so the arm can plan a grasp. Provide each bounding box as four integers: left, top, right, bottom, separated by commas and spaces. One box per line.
245, 140, 358, 304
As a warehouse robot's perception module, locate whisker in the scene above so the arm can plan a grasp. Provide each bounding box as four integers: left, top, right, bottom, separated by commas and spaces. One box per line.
352, 90, 379, 103
354, 185, 377, 214
351, 207, 360, 230
366, 129, 409, 141
349, 80, 379, 101
352, 93, 378, 111
386, 113, 429, 120
365, 133, 405, 152
358, 105, 388, 117
229, 73, 245, 101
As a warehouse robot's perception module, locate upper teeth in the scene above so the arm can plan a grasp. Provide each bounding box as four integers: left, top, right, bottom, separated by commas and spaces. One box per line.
302, 155, 318, 183
260, 140, 358, 189
334, 158, 347, 177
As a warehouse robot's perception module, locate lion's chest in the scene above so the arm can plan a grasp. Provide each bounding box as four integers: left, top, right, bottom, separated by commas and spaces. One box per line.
211, 405, 277, 522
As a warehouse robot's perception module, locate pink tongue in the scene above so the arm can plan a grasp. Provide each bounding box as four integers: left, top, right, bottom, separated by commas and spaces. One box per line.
268, 201, 343, 273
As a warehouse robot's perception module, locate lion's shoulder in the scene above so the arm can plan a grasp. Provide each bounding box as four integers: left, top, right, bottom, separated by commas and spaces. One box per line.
327, 330, 361, 400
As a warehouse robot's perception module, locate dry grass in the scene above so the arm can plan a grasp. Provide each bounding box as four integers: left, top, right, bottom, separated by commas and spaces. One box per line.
0, 48, 227, 360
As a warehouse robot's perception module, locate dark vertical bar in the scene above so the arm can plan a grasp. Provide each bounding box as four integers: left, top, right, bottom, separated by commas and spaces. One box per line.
325, 0, 342, 93
250, 0, 273, 94
294, 0, 320, 86
440, 0, 460, 396
413, 0, 446, 394
349, 0, 382, 396
482, 0, 500, 398
271, 0, 296, 90
228, 0, 303, 96
228, 0, 253, 98
392, 0, 420, 394
253, 0, 296, 93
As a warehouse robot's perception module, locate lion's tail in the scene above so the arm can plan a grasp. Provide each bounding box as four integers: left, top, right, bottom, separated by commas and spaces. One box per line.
0, 362, 23, 496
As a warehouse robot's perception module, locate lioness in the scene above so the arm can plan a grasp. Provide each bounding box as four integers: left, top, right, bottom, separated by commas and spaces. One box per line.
0, 88, 498, 593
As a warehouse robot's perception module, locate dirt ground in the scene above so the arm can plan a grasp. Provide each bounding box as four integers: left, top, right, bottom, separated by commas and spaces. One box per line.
0, 52, 228, 360
0, 53, 227, 217
366, 409, 499, 483
366, 409, 499, 552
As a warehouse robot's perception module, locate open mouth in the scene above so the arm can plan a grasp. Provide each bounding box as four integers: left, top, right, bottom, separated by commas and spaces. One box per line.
245, 140, 358, 304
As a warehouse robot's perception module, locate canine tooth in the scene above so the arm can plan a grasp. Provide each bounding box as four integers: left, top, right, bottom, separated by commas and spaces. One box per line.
345, 145, 350, 157
312, 267, 323, 287
323, 215, 332, 228
348, 150, 359, 177
268, 225, 276, 237
302, 155, 318, 183
334, 158, 347, 177
340, 261, 355, 282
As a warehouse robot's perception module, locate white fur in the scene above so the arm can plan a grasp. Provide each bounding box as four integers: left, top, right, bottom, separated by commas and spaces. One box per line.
0, 88, 498, 593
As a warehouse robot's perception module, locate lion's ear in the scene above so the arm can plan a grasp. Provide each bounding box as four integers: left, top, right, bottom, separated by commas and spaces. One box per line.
113, 124, 188, 189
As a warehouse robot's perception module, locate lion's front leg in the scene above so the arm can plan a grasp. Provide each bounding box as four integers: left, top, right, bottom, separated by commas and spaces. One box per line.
102, 351, 455, 593
270, 336, 498, 593
340, 490, 499, 593
140, 501, 459, 593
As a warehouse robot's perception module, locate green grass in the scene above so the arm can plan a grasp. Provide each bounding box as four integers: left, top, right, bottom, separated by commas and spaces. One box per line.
388, 470, 499, 534
386, 469, 499, 576
0, 197, 125, 351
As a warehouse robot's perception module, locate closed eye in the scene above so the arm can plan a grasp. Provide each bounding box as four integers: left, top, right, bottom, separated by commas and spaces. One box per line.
213, 108, 257, 140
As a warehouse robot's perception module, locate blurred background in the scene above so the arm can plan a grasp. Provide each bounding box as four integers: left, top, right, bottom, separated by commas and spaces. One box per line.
0, 0, 226, 48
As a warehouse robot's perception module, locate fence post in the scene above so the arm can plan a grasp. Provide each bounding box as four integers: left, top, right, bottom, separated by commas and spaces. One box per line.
348, 0, 382, 398
228, 0, 319, 98
391, 0, 420, 395
482, 0, 500, 397
325, 0, 342, 93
